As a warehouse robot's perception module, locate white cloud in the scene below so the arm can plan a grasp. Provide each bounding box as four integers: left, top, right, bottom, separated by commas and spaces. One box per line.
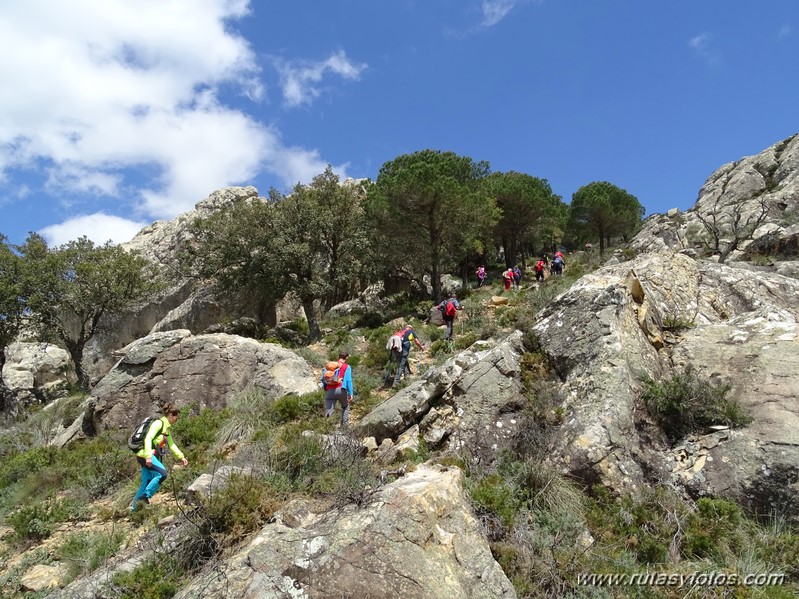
778, 25, 792, 40
39, 213, 149, 246
688, 32, 720, 66
0, 0, 358, 242
275, 50, 367, 108
481, 0, 520, 27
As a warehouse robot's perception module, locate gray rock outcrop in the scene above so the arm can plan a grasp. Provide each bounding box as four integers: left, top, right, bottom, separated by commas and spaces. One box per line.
632, 133, 799, 263
86, 330, 319, 433
356, 332, 525, 459
1, 342, 75, 408
81, 187, 268, 383
532, 248, 799, 517
175, 464, 516, 599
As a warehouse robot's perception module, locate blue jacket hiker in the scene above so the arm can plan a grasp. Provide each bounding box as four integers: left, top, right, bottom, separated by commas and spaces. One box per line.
131, 405, 188, 512
320, 352, 354, 426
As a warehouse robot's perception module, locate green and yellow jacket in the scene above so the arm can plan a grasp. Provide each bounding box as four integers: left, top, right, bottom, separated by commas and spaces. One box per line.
135, 416, 185, 461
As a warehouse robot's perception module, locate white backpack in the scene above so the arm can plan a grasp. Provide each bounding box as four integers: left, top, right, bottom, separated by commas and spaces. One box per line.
386, 334, 403, 351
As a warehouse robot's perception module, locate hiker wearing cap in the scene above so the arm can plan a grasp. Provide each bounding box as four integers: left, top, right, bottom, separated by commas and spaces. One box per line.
321, 351, 354, 426
130, 404, 188, 512
437, 292, 461, 342
393, 325, 424, 386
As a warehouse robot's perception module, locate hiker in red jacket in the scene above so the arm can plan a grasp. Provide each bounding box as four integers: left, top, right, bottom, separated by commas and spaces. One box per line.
501, 268, 514, 293
534, 257, 547, 282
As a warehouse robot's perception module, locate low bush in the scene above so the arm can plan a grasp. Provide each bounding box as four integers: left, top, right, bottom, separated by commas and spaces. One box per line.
57, 528, 126, 582
641, 367, 752, 442
108, 554, 185, 599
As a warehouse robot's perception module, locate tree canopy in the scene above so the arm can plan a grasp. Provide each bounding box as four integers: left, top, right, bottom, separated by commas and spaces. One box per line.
483, 171, 566, 267
18, 234, 161, 391
188, 167, 368, 340
569, 181, 644, 255
365, 150, 498, 301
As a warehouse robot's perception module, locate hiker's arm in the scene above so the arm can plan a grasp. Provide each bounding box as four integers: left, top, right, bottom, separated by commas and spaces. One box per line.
343, 367, 354, 399
165, 430, 186, 463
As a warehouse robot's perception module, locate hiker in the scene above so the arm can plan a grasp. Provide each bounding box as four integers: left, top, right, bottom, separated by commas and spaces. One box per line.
131, 404, 188, 512
384, 328, 404, 385
584, 242, 593, 253
501, 268, 514, 293
475, 265, 486, 288
534, 257, 547, 282
512, 265, 522, 289
437, 292, 461, 341
394, 325, 424, 386
321, 351, 354, 426
551, 253, 565, 275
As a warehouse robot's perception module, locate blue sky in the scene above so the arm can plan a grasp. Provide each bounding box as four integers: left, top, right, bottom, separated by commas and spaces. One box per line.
1, 0, 797, 246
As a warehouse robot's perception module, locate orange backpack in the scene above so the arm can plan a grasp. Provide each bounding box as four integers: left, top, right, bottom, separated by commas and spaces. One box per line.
322, 361, 347, 388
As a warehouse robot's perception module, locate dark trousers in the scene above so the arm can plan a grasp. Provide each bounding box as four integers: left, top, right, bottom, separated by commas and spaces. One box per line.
444, 316, 455, 341
393, 351, 411, 385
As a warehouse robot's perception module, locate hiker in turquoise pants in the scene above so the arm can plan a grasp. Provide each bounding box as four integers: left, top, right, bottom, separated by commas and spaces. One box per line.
131, 405, 188, 512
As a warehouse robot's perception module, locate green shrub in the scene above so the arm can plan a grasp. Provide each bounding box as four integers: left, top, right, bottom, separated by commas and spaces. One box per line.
661, 314, 695, 331
285, 317, 309, 335
683, 498, 745, 560
641, 367, 752, 442
268, 390, 324, 424
0, 446, 57, 489
172, 406, 230, 454
6, 502, 57, 543
198, 473, 278, 542
428, 339, 452, 357
453, 331, 478, 350
57, 529, 126, 582
360, 325, 394, 369
469, 473, 519, 530
109, 554, 184, 599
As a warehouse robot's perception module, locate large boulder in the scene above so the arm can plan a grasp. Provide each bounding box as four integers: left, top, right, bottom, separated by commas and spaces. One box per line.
80, 187, 268, 383
356, 333, 526, 459
1, 342, 75, 409
175, 464, 516, 599
532, 248, 799, 518
85, 330, 319, 433
533, 254, 669, 491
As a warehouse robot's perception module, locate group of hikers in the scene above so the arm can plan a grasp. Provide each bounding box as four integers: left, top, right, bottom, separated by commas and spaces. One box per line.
478, 249, 567, 292
129, 251, 572, 513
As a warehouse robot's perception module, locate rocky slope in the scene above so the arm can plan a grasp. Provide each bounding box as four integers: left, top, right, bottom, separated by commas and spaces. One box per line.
3, 133, 799, 596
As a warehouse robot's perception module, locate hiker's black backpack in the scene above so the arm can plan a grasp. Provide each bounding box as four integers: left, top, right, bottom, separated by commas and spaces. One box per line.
128, 416, 157, 452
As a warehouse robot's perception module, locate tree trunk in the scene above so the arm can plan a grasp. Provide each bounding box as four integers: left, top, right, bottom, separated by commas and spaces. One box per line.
301, 297, 321, 340
65, 340, 90, 392
257, 301, 277, 328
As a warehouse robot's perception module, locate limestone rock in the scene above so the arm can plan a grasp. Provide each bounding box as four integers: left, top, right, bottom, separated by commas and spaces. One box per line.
85, 331, 319, 434
186, 465, 254, 504
175, 465, 516, 599
631, 133, 799, 263
2, 342, 74, 400
20, 563, 67, 592
531, 247, 799, 514
356, 331, 525, 459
